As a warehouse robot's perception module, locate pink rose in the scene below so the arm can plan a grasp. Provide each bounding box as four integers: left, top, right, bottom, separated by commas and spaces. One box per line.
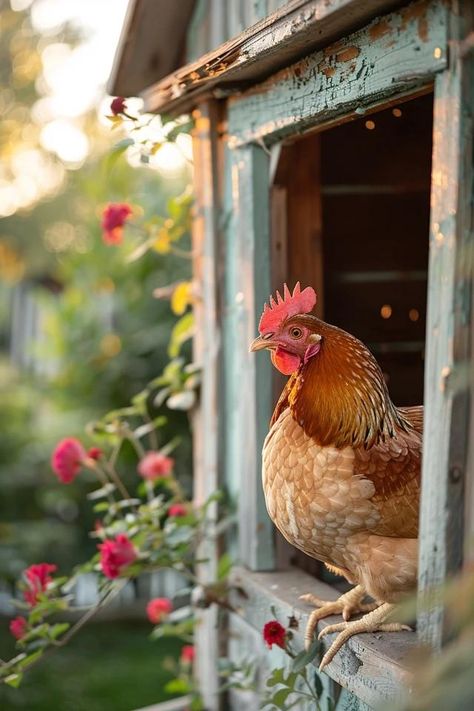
168, 503, 187, 518
51, 438, 86, 484
110, 97, 127, 115
180, 645, 195, 664
146, 597, 173, 624
23, 563, 57, 606
98, 534, 137, 579
10, 616, 27, 640
137, 451, 174, 481
101, 203, 132, 245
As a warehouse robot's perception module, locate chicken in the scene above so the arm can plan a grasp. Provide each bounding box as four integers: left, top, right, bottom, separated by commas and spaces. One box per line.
250, 283, 421, 670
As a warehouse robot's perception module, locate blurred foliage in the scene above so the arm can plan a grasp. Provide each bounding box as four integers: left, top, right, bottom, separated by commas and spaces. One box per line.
0, 619, 184, 711
396, 570, 474, 711
0, 0, 193, 583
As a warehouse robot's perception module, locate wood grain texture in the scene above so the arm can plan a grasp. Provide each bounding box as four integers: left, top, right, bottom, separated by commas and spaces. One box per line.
225, 144, 276, 571
191, 102, 225, 710
417, 0, 474, 649
230, 567, 417, 708
228, 0, 447, 146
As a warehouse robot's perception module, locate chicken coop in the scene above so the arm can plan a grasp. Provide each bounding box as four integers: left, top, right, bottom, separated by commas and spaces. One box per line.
110, 1, 474, 709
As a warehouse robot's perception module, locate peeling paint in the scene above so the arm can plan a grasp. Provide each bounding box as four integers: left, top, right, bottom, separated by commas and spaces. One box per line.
369, 18, 392, 41
336, 46, 360, 62
400, 0, 430, 42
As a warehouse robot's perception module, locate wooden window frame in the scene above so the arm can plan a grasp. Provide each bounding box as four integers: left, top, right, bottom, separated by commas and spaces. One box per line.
204, 0, 474, 705
189, 0, 473, 707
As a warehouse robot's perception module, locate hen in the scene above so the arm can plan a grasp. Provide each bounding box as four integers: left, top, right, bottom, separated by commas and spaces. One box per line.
250, 283, 421, 669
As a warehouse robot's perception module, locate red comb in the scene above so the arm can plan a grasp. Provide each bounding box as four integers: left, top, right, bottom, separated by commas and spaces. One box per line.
259, 282, 317, 334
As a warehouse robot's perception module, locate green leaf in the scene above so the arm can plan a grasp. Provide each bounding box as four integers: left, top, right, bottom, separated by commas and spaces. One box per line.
164, 678, 191, 694
217, 552, 233, 581
48, 623, 70, 640
266, 667, 285, 688
4, 673, 23, 688
168, 312, 195, 358
313, 669, 323, 697
17, 650, 43, 670
291, 639, 320, 673
271, 687, 292, 708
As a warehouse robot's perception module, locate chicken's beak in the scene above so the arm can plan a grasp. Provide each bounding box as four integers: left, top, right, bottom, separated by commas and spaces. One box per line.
249, 335, 275, 352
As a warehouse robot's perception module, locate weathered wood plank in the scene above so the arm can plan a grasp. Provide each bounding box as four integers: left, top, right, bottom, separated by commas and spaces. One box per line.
230, 567, 417, 708
417, 0, 474, 649
225, 145, 275, 571
141, 0, 413, 115
191, 101, 225, 710
228, 0, 447, 146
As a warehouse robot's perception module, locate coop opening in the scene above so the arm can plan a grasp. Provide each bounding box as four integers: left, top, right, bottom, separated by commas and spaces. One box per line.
271, 92, 433, 570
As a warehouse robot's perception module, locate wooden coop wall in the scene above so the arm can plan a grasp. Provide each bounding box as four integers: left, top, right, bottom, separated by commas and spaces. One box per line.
187, 0, 473, 709
186, 0, 291, 62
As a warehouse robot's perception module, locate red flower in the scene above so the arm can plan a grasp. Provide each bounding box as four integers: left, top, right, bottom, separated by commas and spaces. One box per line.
101, 203, 132, 245
137, 451, 174, 481
110, 97, 126, 115
180, 645, 195, 664
168, 503, 187, 518
262, 620, 287, 649
146, 597, 173, 624
98, 534, 137, 579
10, 616, 27, 640
51, 438, 86, 484
23, 563, 57, 606
87, 447, 103, 460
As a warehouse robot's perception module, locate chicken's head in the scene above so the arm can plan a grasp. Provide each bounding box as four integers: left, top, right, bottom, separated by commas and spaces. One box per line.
250, 283, 320, 375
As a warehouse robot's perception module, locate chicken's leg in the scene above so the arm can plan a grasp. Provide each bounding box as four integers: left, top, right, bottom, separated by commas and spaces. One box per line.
300, 585, 379, 650
317, 602, 411, 670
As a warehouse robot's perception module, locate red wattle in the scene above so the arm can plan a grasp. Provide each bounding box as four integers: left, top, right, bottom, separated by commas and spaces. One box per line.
271, 347, 301, 375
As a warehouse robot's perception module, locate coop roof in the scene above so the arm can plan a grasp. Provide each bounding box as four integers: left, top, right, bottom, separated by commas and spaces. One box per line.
109, 0, 407, 115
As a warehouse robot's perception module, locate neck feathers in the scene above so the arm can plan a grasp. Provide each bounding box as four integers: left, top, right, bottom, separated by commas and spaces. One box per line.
284, 319, 409, 449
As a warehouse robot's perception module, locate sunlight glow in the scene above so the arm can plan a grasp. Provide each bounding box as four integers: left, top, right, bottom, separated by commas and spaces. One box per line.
40, 120, 89, 165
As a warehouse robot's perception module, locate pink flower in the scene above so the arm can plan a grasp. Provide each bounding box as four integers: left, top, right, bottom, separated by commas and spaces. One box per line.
101, 203, 132, 245
10, 616, 27, 640
262, 620, 287, 649
180, 645, 195, 664
138, 451, 174, 481
146, 597, 173, 624
87, 447, 103, 460
23, 563, 57, 606
168, 503, 187, 518
110, 97, 127, 115
51, 438, 86, 484
98, 534, 137, 579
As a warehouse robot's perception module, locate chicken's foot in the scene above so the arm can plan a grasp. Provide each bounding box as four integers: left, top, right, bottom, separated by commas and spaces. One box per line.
300, 585, 378, 650
317, 601, 411, 670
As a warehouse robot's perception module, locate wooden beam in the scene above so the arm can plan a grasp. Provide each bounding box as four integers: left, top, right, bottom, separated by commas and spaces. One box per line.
228, 0, 448, 146
191, 101, 225, 709
417, 0, 474, 648
230, 567, 417, 708
224, 144, 275, 571
141, 0, 411, 115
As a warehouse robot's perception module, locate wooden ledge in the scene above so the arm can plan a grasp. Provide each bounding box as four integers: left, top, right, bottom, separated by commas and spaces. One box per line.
230, 566, 417, 708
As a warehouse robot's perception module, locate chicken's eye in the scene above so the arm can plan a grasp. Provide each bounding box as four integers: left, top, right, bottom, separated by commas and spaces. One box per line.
290, 327, 303, 339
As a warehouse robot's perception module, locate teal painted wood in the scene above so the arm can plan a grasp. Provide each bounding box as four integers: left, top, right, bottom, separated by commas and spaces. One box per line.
417, 0, 474, 649
230, 567, 417, 708
228, 0, 448, 146
191, 102, 225, 710
224, 144, 275, 571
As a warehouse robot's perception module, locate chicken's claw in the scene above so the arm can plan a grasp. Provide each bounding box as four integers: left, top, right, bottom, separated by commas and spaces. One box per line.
317, 602, 412, 671
300, 585, 377, 650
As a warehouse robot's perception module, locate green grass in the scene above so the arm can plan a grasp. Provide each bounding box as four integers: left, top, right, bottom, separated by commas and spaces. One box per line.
0, 619, 182, 711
